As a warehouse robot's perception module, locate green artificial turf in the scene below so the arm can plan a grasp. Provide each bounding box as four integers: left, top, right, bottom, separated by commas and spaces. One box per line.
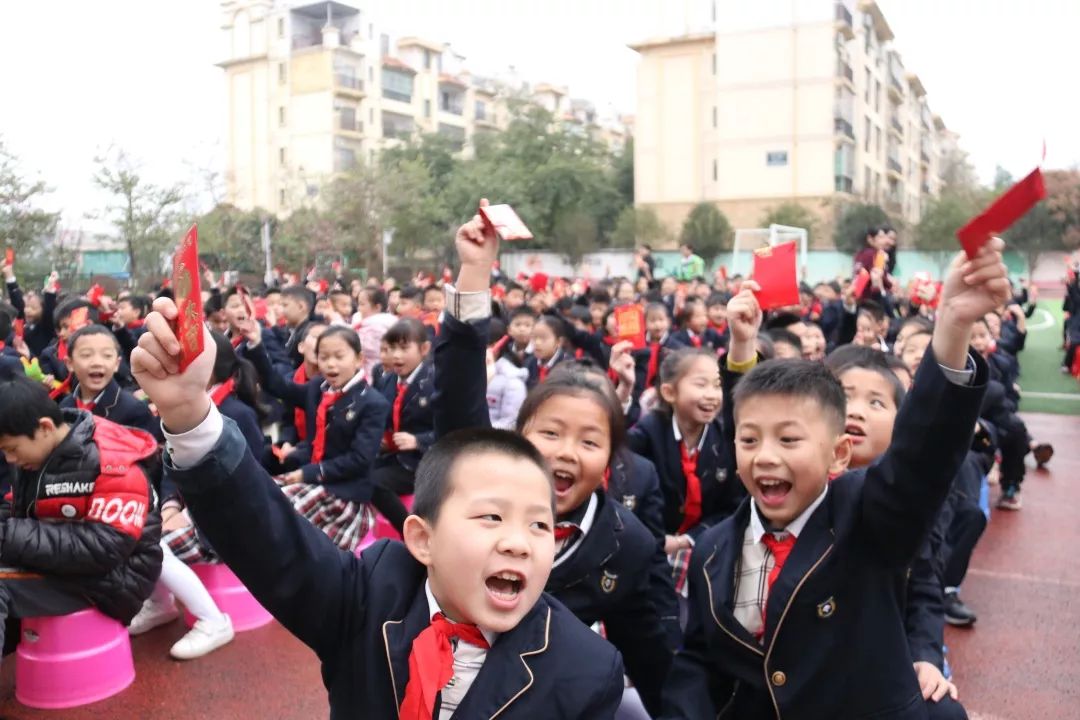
1017, 300, 1080, 415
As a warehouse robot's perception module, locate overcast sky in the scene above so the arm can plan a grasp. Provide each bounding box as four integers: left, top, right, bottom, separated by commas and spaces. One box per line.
1, 0, 1076, 229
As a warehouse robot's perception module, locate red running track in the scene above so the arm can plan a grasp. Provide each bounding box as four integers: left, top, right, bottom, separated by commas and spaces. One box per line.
0, 412, 1077, 719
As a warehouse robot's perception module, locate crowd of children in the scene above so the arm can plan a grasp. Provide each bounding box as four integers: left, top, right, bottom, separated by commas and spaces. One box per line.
0, 218, 1065, 718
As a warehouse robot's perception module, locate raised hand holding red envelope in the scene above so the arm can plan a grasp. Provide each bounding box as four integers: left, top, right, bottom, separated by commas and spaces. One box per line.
751, 241, 799, 310
613, 305, 646, 349
956, 168, 1046, 258
851, 267, 871, 299
172, 224, 204, 372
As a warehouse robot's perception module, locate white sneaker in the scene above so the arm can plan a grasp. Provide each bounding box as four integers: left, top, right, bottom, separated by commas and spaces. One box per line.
128, 597, 180, 636
169, 614, 235, 660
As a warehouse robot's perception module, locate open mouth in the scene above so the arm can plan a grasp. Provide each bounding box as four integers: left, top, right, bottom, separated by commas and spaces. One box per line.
551, 470, 575, 496
845, 423, 866, 445
87, 372, 106, 384
485, 571, 525, 608
756, 477, 792, 507
696, 402, 718, 416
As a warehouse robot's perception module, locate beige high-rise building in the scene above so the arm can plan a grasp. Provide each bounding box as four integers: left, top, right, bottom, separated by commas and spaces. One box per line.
219, 0, 629, 216
631, 0, 951, 247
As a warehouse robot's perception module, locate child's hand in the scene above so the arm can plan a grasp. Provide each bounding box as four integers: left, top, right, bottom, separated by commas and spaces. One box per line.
726, 281, 762, 364
279, 470, 304, 485
913, 661, 958, 702
2, 259, 13, 282
238, 316, 262, 346
392, 432, 418, 451
279, 442, 295, 457
608, 340, 635, 387
131, 297, 215, 434
454, 199, 499, 293
934, 237, 1011, 369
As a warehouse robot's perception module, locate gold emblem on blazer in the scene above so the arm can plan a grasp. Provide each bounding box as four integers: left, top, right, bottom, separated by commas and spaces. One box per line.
622, 495, 637, 510
817, 596, 836, 619
419, 397, 428, 408
345, 408, 357, 422
600, 570, 618, 594
716, 468, 727, 483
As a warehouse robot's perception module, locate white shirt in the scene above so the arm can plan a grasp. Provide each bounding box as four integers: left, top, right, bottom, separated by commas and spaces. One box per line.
552, 491, 599, 569
671, 416, 709, 454
749, 486, 829, 545
424, 581, 498, 719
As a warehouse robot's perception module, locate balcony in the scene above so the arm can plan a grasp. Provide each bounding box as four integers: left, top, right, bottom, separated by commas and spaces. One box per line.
836, 59, 854, 85
920, 150, 930, 165
887, 157, 902, 175
888, 75, 904, 102
835, 175, 854, 193
889, 115, 903, 136
334, 74, 364, 97
337, 114, 363, 135
439, 98, 464, 116
921, 182, 931, 194
834, 117, 854, 141
835, 3, 854, 40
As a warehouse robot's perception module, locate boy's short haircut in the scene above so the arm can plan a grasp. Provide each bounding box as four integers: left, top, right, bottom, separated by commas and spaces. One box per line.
857, 300, 886, 324
884, 353, 913, 385
384, 318, 429, 347
509, 305, 538, 322
118, 295, 151, 318
824, 344, 907, 407
488, 317, 507, 345
828, 280, 843, 294
68, 324, 122, 355
281, 285, 314, 310
54, 298, 94, 328
588, 290, 612, 306
899, 316, 933, 334
362, 287, 387, 311
569, 306, 591, 324
203, 294, 224, 315
298, 320, 328, 345
504, 282, 524, 295
398, 286, 423, 303
705, 292, 728, 308
732, 359, 846, 432
764, 312, 803, 331
263, 287, 281, 298
412, 427, 552, 523
766, 328, 803, 352
0, 375, 64, 438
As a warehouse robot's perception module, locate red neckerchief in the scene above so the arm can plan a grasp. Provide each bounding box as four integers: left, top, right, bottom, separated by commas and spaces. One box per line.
293, 365, 308, 441
49, 375, 71, 401
383, 380, 409, 452
311, 388, 342, 463
76, 396, 96, 412
688, 331, 703, 349
56, 339, 68, 362
126, 319, 145, 330
210, 377, 236, 406
399, 613, 490, 720
645, 341, 661, 389
677, 436, 703, 534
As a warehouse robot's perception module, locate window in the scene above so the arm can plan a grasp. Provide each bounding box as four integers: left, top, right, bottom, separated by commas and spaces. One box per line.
864, 167, 871, 196
382, 110, 415, 139
712, 159, 718, 181
381, 68, 414, 102
380, 34, 390, 56
438, 123, 466, 149
874, 80, 880, 113
423, 50, 431, 69
424, 99, 431, 118
277, 18, 284, 39
766, 151, 788, 166
475, 100, 487, 120
864, 117, 871, 152
875, 127, 882, 156
278, 62, 287, 85
712, 106, 717, 128
279, 148, 286, 166
864, 69, 871, 102
368, 66, 374, 82
278, 106, 286, 127
711, 53, 716, 75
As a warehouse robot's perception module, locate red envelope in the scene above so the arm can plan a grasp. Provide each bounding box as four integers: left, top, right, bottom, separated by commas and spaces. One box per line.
851, 268, 871, 299
172, 224, 204, 372
69, 306, 90, 331
956, 168, 1046, 258
4, 248, 13, 266
86, 284, 105, 307
614, 305, 646, 349
752, 241, 799, 311
479, 204, 533, 241
14, 319, 24, 339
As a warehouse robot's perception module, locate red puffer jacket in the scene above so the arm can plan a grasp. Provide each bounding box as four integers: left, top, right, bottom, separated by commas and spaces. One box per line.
0, 410, 163, 623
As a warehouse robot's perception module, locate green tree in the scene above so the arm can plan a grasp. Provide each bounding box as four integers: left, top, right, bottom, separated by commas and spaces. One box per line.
915, 192, 981, 273
1006, 202, 1060, 276
274, 206, 336, 274
92, 148, 185, 285
833, 202, 892, 254
196, 203, 268, 274
0, 139, 59, 257
611, 206, 666, 249
613, 137, 634, 207
679, 203, 733, 265
1045, 169, 1080, 251
760, 202, 818, 244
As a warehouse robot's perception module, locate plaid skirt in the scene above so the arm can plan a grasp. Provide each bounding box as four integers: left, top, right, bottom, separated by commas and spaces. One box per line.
669, 548, 693, 598
277, 481, 375, 552
164, 514, 218, 564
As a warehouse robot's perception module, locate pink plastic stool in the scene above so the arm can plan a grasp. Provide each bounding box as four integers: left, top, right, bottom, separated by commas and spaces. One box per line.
15, 608, 135, 709
183, 563, 273, 632
373, 494, 414, 541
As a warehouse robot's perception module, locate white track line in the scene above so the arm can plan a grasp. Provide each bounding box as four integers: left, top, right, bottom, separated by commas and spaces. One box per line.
1022, 391, 1080, 401
1026, 308, 1055, 331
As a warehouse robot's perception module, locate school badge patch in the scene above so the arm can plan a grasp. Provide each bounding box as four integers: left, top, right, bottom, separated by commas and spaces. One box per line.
345, 408, 357, 422
621, 495, 637, 510
715, 468, 727, 484
419, 397, 428, 408
816, 596, 836, 619
600, 570, 618, 594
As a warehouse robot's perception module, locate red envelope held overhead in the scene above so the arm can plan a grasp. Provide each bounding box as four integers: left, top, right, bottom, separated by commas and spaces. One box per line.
613, 305, 646, 349
956, 168, 1046, 259
172, 224, 204, 372
752, 241, 799, 311
851, 268, 871, 299
4, 248, 13, 266
479, 204, 533, 241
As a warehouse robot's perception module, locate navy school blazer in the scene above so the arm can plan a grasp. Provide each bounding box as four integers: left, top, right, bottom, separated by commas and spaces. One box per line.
627, 411, 744, 539
433, 312, 680, 716
166, 419, 625, 720
248, 341, 389, 502
665, 327, 726, 352
661, 347, 988, 720
375, 361, 436, 473
59, 379, 162, 442
216, 394, 265, 460
606, 448, 665, 542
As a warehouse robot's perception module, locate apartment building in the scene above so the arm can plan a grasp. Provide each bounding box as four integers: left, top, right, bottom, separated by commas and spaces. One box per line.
219, 0, 629, 216
631, 0, 951, 247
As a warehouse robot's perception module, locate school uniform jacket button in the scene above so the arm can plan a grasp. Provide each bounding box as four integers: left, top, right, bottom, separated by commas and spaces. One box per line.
771, 671, 787, 687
